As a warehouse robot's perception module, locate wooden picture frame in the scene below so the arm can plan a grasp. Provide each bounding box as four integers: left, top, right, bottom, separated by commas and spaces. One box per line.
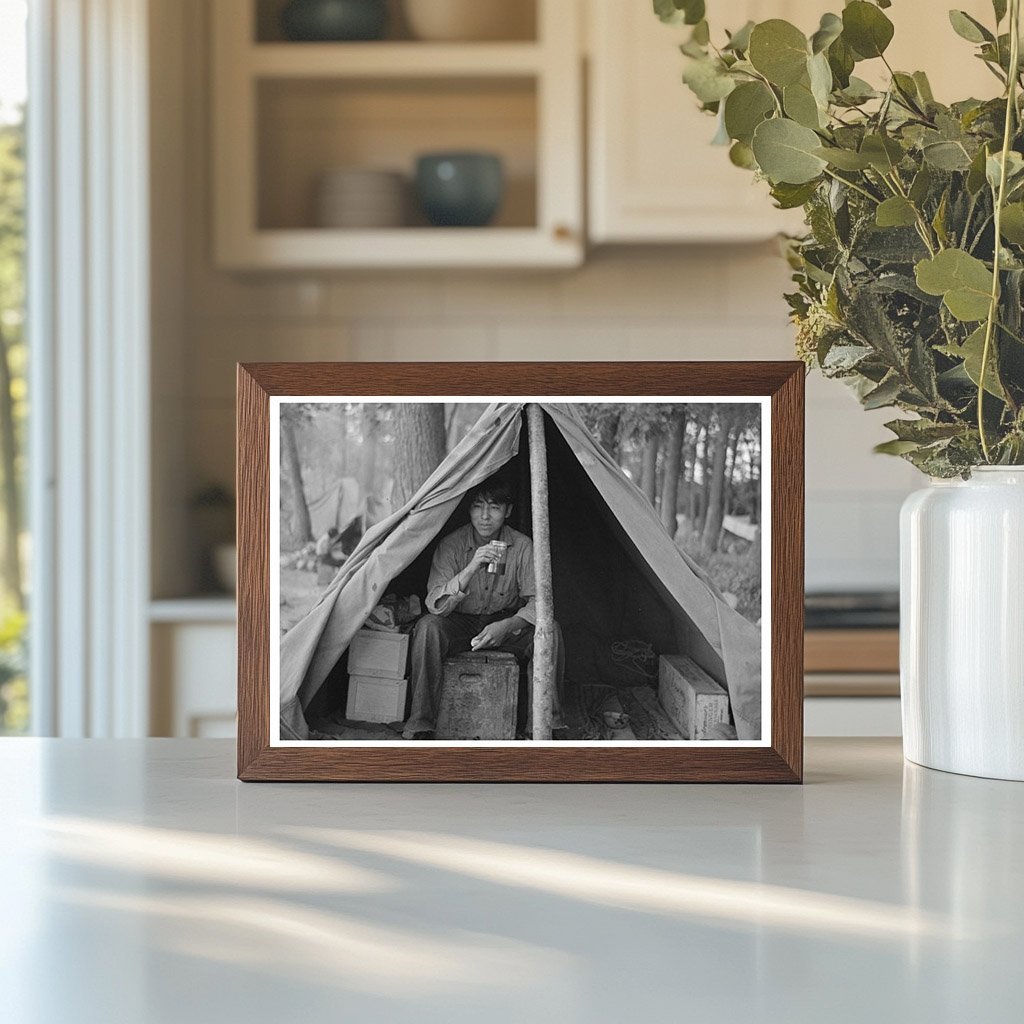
237, 362, 804, 782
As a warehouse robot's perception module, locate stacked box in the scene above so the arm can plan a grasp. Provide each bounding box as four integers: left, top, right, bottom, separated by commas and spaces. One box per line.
658, 654, 730, 740
345, 628, 410, 724
345, 674, 407, 724
436, 651, 518, 740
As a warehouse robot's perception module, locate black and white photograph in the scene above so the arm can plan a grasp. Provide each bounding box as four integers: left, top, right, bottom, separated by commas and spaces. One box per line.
274, 398, 767, 745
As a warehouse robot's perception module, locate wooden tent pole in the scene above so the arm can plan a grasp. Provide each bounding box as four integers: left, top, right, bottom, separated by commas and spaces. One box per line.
527, 403, 555, 740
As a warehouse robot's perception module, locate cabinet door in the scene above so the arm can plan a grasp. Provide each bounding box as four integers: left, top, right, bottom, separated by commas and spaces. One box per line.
588, 0, 995, 244
588, 0, 813, 243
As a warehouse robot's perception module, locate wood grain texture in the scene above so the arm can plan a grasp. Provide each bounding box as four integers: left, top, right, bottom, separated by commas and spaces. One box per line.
770, 364, 804, 783
804, 629, 899, 674
237, 365, 270, 778
236, 361, 805, 783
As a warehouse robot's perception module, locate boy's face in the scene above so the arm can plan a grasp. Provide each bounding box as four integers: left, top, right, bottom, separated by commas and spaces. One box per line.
469, 494, 511, 540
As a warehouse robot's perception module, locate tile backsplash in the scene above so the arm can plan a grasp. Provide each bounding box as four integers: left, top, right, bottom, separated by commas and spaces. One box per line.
180, 246, 917, 594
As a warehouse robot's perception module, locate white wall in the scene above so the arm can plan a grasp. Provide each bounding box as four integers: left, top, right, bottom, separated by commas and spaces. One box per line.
153, 0, 921, 599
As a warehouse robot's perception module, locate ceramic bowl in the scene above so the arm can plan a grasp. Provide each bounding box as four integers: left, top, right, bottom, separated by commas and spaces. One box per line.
415, 152, 504, 227
315, 168, 407, 228
403, 0, 533, 41
281, 0, 388, 42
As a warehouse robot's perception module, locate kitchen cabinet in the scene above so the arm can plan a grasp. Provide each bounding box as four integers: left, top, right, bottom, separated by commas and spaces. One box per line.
586, 0, 998, 244
587, 0, 811, 243
150, 600, 237, 737
211, 0, 583, 269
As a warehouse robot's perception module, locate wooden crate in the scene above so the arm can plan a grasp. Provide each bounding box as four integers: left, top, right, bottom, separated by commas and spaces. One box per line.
348, 628, 409, 679
436, 652, 518, 740
345, 674, 407, 724
658, 655, 730, 740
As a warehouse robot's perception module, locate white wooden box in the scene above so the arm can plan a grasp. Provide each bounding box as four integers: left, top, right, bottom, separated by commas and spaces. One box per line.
658, 655, 730, 740
345, 674, 408, 724
348, 628, 409, 679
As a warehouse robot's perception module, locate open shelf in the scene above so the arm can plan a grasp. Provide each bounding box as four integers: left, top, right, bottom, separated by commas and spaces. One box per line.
213, 0, 581, 268
249, 42, 544, 77
254, 0, 538, 44
257, 77, 537, 231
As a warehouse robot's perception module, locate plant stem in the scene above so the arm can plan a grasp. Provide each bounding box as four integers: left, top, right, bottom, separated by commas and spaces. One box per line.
822, 167, 880, 205
884, 171, 939, 254
979, 0, 1021, 462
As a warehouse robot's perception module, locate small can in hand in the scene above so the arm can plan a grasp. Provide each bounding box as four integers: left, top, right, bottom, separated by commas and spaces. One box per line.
486, 540, 508, 575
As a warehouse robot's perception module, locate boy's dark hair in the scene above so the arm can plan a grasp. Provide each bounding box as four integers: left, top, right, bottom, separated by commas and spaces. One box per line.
469, 476, 514, 507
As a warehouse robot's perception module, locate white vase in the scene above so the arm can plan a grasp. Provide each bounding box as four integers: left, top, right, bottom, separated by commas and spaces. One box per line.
900, 467, 1024, 780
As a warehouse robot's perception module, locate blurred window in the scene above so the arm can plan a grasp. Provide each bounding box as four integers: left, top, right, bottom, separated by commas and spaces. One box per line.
0, 0, 28, 734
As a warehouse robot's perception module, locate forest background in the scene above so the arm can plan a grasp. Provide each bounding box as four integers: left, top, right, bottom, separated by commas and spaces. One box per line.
278, 402, 763, 631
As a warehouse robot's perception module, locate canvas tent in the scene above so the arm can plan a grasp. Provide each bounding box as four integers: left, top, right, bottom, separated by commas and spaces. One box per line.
279, 403, 763, 740
305, 476, 362, 541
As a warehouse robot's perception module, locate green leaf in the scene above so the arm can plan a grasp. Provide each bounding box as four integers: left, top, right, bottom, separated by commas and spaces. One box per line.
876, 197, 918, 228
751, 118, 828, 184
932, 190, 950, 247
711, 109, 731, 145
724, 20, 755, 53
913, 71, 935, 104
810, 12, 843, 54
682, 57, 736, 104
748, 20, 809, 87
967, 144, 991, 194
986, 150, 1024, 191
813, 146, 872, 170
807, 51, 833, 110
922, 140, 973, 171
909, 164, 933, 205
939, 325, 1006, 398
770, 180, 820, 209
948, 10, 994, 44
653, 0, 705, 26
691, 19, 710, 45
885, 418, 963, 443
827, 36, 856, 89
784, 81, 824, 129
993, 0, 1008, 24
915, 249, 994, 321
842, 1, 895, 59
1000, 203, 1024, 245
860, 133, 904, 173
874, 438, 922, 455
729, 140, 757, 169
862, 374, 903, 409
723, 81, 775, 144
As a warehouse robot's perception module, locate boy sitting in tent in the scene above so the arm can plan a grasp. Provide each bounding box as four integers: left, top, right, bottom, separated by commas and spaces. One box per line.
402, 476, 564, 740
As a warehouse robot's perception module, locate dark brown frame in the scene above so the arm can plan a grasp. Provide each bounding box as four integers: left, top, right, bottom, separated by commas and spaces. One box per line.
237, 362, 804, 782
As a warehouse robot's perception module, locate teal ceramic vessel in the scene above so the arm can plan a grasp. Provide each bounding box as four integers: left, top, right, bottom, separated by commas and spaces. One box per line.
415, 152, 505, 227
281, 0, 388, 42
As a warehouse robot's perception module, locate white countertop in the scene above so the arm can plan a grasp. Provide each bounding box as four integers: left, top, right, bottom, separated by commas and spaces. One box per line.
1, 737, 1020, 1023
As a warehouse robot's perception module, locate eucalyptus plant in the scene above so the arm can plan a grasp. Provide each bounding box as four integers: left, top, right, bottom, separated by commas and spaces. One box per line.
657, 0, 1024, 475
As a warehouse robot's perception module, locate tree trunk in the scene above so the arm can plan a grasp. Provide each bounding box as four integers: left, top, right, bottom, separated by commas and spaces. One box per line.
695, 426, 711, 532
597, 411, 620, 462
280, 414, 313, 551
391, 403, 446, 506
700, 413, 732, 557
722, 425, 740, 525
639, 432, 660, 507
527, 404, 556, 741
659, 411, 686, 538
359, 404, 379, 498
0, 325, 22, 607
